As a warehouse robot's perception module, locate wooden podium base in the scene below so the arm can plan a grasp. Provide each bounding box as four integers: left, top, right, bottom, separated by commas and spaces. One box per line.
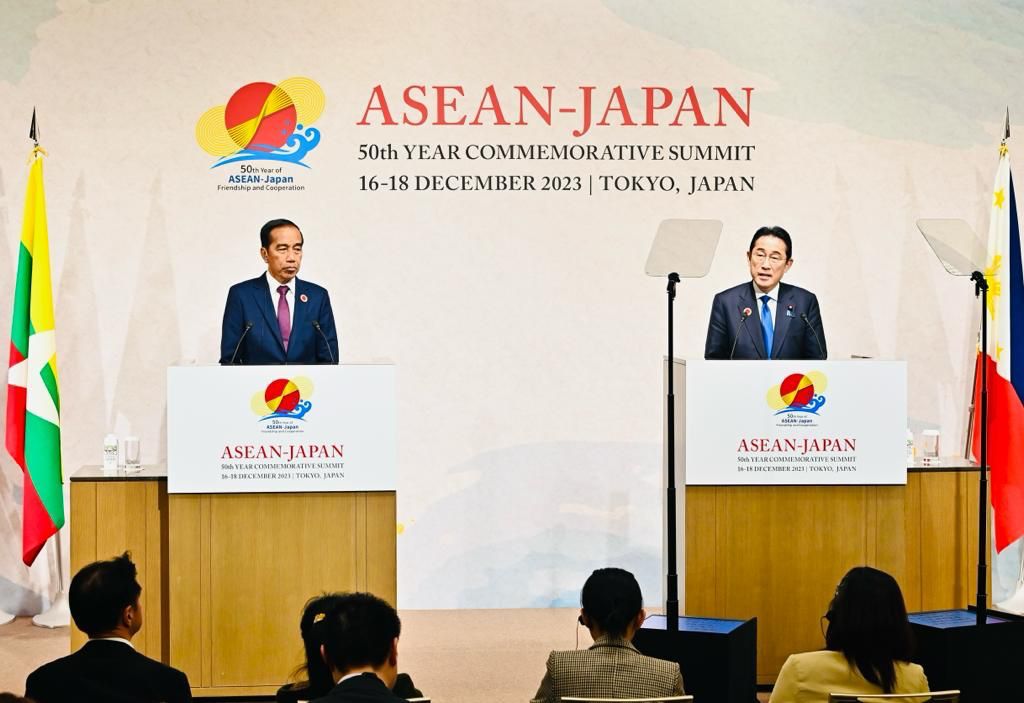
169, 491, 396, 696
685, 467, 985, 684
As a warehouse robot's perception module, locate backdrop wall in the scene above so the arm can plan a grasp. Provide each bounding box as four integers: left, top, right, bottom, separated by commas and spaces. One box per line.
0, 0, 1017, 611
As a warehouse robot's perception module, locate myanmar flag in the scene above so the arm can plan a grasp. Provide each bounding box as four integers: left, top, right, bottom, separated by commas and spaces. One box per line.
972, 140, 1024, 553
5, 152, 64, 566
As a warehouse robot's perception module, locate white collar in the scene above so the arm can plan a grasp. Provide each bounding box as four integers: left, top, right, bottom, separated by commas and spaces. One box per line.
338, 670, 379, 684
92, 637, 134, 649
266, 271, 296, 295
752, 282, 780, 302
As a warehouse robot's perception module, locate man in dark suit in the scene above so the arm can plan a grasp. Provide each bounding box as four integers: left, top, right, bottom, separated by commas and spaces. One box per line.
312, 593, 409, 703
220, 218, 340, 365
705, 225, 827, 360
25, 552, 191, 703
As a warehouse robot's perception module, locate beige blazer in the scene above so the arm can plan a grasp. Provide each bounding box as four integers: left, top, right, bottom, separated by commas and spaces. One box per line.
769, 650, 929, 703
531, 635, 684, 703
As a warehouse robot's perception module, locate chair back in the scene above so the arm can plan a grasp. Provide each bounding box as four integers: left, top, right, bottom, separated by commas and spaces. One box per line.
827, 691, 959, 703
561, 697, 694, 703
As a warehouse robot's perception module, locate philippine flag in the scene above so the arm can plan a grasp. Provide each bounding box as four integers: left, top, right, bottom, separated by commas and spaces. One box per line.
971, 138, 1024, 554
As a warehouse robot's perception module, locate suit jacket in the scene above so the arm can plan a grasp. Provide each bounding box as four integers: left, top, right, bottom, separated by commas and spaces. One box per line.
219, 274, 340, 365
531, 635, 684, 703
25, 639, 192, 703
768, 650, 928, 703
310, 672, 409, 703
277, 673, 422, 703
704, 281, 827, 360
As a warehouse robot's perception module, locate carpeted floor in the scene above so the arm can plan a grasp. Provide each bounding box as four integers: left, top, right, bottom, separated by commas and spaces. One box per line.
0, 609, 770, 702
0, 608, 588, 702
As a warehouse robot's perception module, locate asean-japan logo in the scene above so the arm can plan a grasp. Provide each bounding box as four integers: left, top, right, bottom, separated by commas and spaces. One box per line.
196, 76, 324, 168
766, 372, 827, 416
251, 377, 314, 421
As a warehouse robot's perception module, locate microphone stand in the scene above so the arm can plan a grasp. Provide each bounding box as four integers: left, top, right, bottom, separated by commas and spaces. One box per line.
971, 270, 989, 626
665, 272, 680, 631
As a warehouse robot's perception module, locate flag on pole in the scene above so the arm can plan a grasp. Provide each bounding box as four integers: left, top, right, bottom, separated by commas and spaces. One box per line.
971, 133, 1024, 553
5, 147, 64, 566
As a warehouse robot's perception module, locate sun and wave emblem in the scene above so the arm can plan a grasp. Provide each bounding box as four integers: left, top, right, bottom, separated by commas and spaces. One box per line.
196, 77, 324, 168
251, 377, 314, 421
766, 372, 827, 415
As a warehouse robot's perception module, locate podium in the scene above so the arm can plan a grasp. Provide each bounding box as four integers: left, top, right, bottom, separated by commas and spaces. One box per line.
666, 360, 988, 687
70, 365, 398, 698
166, 364, 397, 696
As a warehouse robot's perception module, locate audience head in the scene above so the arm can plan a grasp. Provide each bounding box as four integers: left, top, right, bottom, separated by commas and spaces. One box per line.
0, 694, 35, 703
579, 567, 645, 640
298, 594, 344, 695
319, 592, 401, 687
824, 566, 913, 693
68, 552, 143, 639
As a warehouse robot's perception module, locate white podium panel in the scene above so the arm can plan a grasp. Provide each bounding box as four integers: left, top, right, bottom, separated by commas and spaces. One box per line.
167, 365, 395, 493
683, 360, 906, 485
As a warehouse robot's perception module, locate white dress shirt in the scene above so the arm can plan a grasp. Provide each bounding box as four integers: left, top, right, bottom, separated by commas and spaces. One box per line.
266, 271, 295, 332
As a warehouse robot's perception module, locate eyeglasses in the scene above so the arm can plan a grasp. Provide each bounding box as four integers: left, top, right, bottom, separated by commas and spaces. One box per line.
750, 250, 787, 266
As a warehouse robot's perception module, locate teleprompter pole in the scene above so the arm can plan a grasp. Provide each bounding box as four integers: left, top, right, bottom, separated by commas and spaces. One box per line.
665, 272, 680, 631
972, 270, 989, 626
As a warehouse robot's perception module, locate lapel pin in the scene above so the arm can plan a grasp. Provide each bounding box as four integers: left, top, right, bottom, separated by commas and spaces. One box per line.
786, 304, 795, 318
300, 293, 308, 303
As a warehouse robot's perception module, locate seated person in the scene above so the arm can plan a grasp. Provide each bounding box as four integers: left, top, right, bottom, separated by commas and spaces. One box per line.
278, 594, 422, 703
769, 566, 928, 703
531, 567, 684, 703
310, 592, 409, 703
25, 552, 191, 703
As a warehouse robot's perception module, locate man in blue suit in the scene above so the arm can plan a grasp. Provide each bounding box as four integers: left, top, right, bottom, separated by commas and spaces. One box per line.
704, 226, 826, 360
219, 219, 340, 365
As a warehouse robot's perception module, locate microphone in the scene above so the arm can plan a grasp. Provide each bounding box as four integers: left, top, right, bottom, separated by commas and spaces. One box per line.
799, 313, 826, 360
229, 321, 253, 365
311, 320, 336, 364
731, 308, 760, 360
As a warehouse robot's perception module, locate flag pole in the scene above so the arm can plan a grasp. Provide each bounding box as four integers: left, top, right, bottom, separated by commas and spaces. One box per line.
993, 109, 1024, 611
22, 109, 69, 629
31, 531, 70, 629
969, 111, 1010, 626
0, 114, 43, 628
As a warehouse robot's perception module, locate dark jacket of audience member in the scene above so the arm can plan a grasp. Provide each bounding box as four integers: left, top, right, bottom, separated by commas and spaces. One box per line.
769, 566, 928, 703
531, 567, 684, 703
24, 552, 191, 703
308, 592, 411, 703
277, 594, 422, 703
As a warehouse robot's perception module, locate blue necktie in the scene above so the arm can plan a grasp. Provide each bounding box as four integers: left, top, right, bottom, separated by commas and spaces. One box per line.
760, 294, 774, 358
